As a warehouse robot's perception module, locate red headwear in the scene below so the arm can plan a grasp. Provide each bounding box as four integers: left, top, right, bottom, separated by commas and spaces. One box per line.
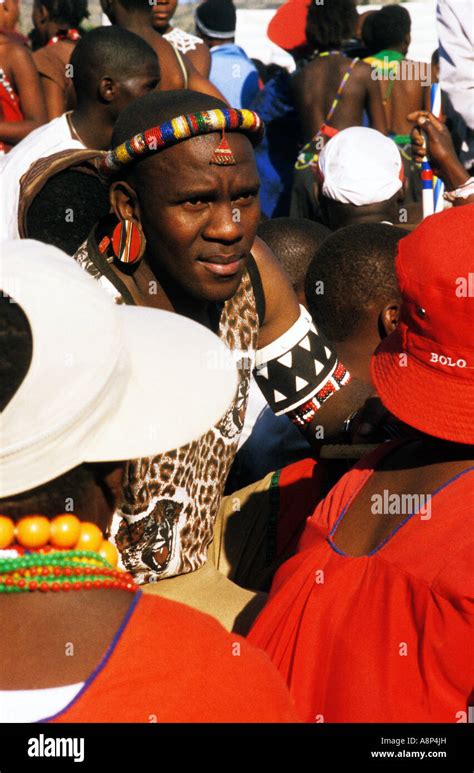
267, 0, 310, 52
371, 206, 474, 444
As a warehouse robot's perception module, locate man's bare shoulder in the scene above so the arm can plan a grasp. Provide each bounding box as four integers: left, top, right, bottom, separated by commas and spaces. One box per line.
353, 59, 375, 79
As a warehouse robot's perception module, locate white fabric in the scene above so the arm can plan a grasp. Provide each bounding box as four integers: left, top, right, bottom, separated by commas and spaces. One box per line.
0, 113, 84, 241
0, 683, 83, 723
255, 305, 313, 367
0, 240, 238, 497
163, 27, 204, 55
318, 127, 403, 206
437, 0, 474, 130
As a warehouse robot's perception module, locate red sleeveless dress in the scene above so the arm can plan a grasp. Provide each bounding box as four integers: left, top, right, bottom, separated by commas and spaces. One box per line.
248, 443, 474, 723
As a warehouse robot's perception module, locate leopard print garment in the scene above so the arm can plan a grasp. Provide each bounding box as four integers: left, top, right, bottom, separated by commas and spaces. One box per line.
114, 268, 260, 583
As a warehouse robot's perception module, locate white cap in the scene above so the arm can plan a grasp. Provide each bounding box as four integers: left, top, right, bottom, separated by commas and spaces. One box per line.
0, 240, 238, 498
318, 127, 404, 206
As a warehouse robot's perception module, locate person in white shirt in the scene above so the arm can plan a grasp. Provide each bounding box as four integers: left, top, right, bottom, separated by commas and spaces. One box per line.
0, 25, 160, 241
437, 0, 474, 171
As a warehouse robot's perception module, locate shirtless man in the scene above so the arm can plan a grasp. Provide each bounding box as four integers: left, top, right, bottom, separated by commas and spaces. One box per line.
0, 6, 47, 151
100, 0, 223, 99
364, 5, 431, 142
363, 5, 431, 220
292, 0, 386, 145
151, 0, 211, 78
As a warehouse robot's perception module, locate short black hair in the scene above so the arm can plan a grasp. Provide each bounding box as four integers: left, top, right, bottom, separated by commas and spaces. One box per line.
38, 0, 89, 28
306, 0, 358, 50
71, 26, 160, 104
26, 170, 110, 255
257, 217, 330, 292
368, 5, 411, 52
304, 223, 404, 343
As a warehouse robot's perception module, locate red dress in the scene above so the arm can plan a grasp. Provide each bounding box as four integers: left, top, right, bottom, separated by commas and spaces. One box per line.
248, 444, 474, 722
45, 593, 298, 723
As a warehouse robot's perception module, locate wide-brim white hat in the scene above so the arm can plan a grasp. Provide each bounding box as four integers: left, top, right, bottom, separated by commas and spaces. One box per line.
0, 240, 238, 497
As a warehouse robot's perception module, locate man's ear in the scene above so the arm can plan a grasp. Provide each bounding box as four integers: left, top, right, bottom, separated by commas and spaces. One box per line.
380, 300, 400, 338
98, 76, 116, 104
37, 3, 49, 23
109, 180, 141, 224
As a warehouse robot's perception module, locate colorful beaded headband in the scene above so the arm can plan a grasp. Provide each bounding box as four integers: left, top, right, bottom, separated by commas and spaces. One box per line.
100, 108, 265, 176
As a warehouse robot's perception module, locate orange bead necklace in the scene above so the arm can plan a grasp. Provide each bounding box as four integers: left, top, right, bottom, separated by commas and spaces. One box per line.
0, 515, 137, 594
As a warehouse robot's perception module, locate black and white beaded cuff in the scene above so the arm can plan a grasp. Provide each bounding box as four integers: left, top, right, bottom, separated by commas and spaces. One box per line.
253, 305, 351, 416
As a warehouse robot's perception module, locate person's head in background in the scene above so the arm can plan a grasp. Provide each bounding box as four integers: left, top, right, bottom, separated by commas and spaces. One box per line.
306, 0, 358, 52
364, 4, 411, 57
316, 127, 405, 230
100, 0, 162, 28
0, 0, 20, 31
431, 48, 440, 83
151, 0, 177, 35
70, 26, 160, 137
257, 217, 330, 307
266, 0, 313, 62
195, 0, 236, 49
32, 0, 89, 47
355, 10, 376, 46
305, 223, 404, 383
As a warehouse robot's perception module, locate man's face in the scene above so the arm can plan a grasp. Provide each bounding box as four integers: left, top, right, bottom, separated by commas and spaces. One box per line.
151, 0, 178, 32
113, 65, 160, 116
129, 133, 261, 304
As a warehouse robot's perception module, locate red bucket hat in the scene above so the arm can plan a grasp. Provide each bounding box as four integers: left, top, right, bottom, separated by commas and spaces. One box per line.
371, 206, 474, 445
267, 0, 310, 52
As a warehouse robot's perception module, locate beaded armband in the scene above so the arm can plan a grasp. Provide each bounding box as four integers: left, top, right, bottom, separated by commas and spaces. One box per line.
254, 306, 351, 422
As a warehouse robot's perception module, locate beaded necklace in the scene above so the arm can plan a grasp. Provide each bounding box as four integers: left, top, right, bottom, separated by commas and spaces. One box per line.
47, 29, 81, 46
0, 515, 137, 594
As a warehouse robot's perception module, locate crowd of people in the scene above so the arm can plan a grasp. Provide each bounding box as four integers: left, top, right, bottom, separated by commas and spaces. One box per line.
0, 0, 473, 726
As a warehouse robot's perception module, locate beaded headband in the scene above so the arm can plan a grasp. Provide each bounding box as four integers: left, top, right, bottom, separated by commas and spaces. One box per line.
101, 108, 265, 177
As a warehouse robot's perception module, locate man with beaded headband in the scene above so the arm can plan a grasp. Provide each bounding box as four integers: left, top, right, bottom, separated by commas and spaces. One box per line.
72, 89, 372, 627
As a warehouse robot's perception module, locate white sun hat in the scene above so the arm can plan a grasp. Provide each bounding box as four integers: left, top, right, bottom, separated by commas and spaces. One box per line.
317, 127, 404, 206
0, 240, 238, 498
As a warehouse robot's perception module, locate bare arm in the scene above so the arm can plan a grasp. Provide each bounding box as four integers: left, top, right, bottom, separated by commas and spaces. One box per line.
186, 56, 228, 104
409, 110, 474, 204
187, 43, 211, 79
252, 237, 363, 449
152, 32, 225, 100
40, 76, 66, 120
252, 236, 300, 348
0, 45, 47, 146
